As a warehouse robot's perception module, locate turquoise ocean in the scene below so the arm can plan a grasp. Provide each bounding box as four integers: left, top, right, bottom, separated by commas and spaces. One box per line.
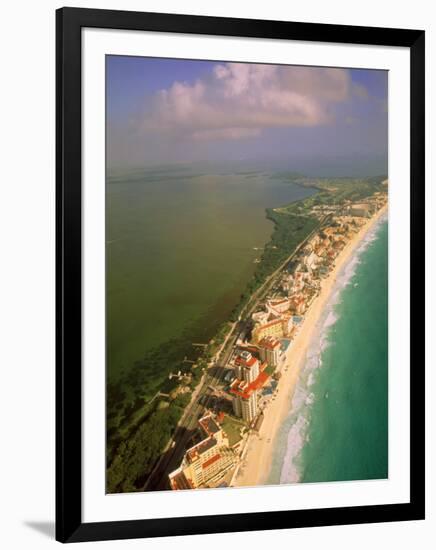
268, 215, 388, 484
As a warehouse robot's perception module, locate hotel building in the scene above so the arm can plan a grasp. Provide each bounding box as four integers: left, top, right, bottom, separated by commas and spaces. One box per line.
230, 383, 258, 423
252, 314, 293, 343
252, 317, 283, 342
229, 351, 269, 423
258, 336, 281, 368
266, 297, 291, 315
289, 294, 306, 315
234, 350, 259, 383
168, 413, 236, 490
305, 251, 319, 271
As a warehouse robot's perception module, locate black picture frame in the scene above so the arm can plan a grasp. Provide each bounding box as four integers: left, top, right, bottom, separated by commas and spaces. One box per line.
56, 6, 425, 543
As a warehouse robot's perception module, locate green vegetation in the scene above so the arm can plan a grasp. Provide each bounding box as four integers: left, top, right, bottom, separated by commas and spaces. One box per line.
106, 318, 232, 492
107, 397, 188, 493
283, 175, 387, 212
200, 322, 233, 362
264, 364, 276, 376
106, 335, 206, 490
221, 415, 245, 447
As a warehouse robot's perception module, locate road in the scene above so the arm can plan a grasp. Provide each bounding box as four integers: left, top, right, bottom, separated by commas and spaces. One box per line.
145, 355, 231, 491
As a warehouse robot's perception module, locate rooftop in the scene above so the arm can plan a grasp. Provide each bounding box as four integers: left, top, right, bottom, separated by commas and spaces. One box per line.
234, 352, 258, 368
269, 298, 289, 306
255, 318, 283, 331
229, 371, 269, 400
187, 436, 217, 463
199, 414, 221, 437
258, 336, 281, 350
237, 344, 260, 356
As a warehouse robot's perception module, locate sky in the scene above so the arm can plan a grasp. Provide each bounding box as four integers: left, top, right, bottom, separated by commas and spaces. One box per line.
106, 56, 388, 177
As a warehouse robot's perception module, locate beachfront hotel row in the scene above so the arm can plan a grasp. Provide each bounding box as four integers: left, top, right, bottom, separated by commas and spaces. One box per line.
168, 191, 388, 491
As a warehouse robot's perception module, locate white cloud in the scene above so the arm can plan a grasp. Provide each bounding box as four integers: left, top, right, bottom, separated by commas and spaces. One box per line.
141, 63, 357, 140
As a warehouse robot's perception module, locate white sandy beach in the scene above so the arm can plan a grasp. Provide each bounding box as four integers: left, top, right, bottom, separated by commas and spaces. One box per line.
234, 204, 388, 488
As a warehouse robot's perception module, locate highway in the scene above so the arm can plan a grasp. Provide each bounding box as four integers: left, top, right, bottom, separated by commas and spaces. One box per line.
144, 351, 232, 491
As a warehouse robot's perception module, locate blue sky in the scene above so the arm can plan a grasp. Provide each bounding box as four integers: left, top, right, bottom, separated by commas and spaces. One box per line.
106, 56, 388, 176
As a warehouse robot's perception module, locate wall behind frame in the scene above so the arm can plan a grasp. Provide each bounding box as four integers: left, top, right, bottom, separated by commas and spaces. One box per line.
0, 0, 433, 549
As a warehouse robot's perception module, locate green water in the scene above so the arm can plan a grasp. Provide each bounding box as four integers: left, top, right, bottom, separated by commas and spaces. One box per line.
269, 218, 388, 484
107, 168, 315, 381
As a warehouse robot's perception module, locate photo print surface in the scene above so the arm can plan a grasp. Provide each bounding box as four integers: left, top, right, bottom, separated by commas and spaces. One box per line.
105, 56, 388, 494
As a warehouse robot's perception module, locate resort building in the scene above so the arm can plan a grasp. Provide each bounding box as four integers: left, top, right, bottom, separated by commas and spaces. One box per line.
198, 413, 225, 443
280, 274, 293, 294
229, 371, 269, 423
258, 336, 281, 368
252, 312, 293, 343
292, 271, 306, 293
305, 251, 319, 271
234, 351, 259, 384
314, 243, 327, 258
169, 413, 236, 490
251, 310, 270, 325
349, 203, 372, 217
231, 384, 258, 422
332, 239, 345, 252
252, 317, 283, 342
289, 294, 306, 315
266, 297, 291, 314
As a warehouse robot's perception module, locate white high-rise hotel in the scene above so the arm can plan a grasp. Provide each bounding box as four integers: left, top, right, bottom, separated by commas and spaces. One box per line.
168, 413, 236, 490
234, 389, 257, 421
230, 351, 265, 423
258, 336, 281, 368
235, 350, 259, 382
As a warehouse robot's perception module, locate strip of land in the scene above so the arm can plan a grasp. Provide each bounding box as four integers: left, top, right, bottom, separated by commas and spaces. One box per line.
234, 204, 388, 488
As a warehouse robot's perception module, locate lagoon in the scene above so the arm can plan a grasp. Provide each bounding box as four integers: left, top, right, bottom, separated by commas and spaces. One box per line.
107, 167, 316, 382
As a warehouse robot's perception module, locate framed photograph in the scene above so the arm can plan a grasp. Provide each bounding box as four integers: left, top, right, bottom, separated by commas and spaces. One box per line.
56, 7, 425, 543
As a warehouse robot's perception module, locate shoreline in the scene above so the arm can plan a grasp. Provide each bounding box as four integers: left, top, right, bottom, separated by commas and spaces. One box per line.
233, 204, 388, 488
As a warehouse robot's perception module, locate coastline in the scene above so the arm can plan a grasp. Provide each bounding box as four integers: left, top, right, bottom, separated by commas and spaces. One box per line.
107, 176, 319, 492
233, 204, 388, 488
